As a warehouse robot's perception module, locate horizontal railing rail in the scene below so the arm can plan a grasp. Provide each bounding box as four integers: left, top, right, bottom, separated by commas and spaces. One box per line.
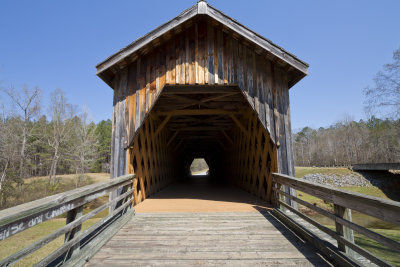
0, 174, 136, 267
272, 173, 400, 267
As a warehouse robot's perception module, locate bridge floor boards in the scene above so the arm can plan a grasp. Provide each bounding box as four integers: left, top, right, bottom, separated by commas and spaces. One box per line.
86, 180, 331, 266
86, 212, 331, 266
133, 178, 271, 213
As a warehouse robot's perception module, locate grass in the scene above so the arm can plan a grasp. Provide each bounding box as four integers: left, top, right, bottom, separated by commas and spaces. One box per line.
1, 173, 110, 210
294, 167, 391, 210
341, 185, 389, 199
0, 218, 101, 267
0, 173, 111, 266
295, 167, 400, 266
324, 225, 400, 266
25, 172, 109, 184
354, 228, 400, 266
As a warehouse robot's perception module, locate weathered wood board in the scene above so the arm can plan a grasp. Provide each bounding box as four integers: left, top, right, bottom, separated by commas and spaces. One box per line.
86, 212, 330, 266
109, 19, 296, 182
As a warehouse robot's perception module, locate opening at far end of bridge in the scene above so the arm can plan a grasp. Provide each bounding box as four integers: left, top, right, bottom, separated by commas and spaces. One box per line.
190, 158, 209, 176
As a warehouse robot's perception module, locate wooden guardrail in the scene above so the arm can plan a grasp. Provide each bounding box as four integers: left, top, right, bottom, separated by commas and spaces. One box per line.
0, 174, 135, 267
272, 173, 400, 267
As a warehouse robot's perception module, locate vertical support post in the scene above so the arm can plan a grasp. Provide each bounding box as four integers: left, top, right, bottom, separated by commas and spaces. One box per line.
273, 181, 281, 209
334, 204, 355, 257
64, 206, 83, 260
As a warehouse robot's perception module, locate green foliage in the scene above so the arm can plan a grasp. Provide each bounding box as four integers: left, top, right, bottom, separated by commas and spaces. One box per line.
93, 119, 112, 172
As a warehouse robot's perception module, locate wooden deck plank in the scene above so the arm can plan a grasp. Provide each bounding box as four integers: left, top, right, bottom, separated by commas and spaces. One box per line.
87, 258, 325, 267
86, 210, 331, 266
86, 182, 331, 266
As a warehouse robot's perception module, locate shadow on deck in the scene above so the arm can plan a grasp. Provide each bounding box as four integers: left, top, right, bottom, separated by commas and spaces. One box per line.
86, 177, 331, 266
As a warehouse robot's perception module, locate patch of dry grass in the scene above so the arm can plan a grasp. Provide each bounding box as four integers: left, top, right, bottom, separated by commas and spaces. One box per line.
1, 173, 110, 210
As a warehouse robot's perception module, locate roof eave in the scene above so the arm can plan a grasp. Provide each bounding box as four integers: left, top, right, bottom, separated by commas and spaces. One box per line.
96, 4, 199, 77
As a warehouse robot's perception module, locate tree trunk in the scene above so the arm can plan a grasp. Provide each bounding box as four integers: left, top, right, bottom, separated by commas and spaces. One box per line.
0, 160, 9, 192
80, 154, 85, 185
48, 146, 59, 185
19, 113, 27, 182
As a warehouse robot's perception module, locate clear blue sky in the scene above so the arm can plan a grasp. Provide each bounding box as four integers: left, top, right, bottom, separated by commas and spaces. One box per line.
1, 0, 399, 131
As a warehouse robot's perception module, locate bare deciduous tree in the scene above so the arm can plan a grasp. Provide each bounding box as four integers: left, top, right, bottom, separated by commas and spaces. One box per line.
0, 106, 20, 206
364, 48, 400, 119
47, 89, 75, 185
0, 86, 41, 181
71, 106, 98, 187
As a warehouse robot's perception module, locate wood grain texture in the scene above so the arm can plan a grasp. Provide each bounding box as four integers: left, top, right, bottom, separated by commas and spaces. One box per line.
128, 113, 177, 205
114, 21, 292, 152
86, 211, 330, 267
273, 173, 400, 226
226, 110, 277, 202
109, 19, 297, 208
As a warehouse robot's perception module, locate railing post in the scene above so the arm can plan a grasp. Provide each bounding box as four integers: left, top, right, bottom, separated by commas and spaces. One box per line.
64, 206, 83, 260
334, 204, 355, 257
273, 180, 281, 209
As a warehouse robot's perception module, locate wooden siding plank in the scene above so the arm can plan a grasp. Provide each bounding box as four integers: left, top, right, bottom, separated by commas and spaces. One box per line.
232, 38, 238, 84
135, 59, 141, 132
180, 32, 186, 85
246, 47, 254, 108
265, 61, 275, 143
185, 30, 190, 84
223, 32, 228, 84
127, 63, 137, 147
188, 26, 195, 85
175, 33, 181, 85
217, 29, 224, 85
255, 54, 264, 126
159, 45, 166, 91
214, 28, 219, 84
198, 21, 206, 84
194, 22, 199, 84
139, 57, 147, 127
146, 55, 151, 112
237, 43, 243, 89
207, 22, 214, 84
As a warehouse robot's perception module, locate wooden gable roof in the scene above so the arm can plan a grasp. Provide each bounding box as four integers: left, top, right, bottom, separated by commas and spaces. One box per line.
96, 1, 308, 88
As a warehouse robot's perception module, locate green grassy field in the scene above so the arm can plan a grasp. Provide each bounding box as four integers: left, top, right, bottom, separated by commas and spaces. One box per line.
295, 167, 400, 266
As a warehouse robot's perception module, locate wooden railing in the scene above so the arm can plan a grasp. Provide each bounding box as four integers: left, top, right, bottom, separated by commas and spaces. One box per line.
272, 173, 400, 267
0, 174, 135, 267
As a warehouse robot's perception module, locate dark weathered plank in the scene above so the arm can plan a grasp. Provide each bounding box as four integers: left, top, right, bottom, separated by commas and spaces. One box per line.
207, 22, 214, 84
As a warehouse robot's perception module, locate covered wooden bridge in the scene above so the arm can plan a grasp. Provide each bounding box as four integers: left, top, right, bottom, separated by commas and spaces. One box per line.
101, 0, 306, 203
1, 2, 400, 267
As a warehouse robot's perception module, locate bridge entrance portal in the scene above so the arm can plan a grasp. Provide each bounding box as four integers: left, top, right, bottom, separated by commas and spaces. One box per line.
127, 85, 277, 206
97, 1, 307, 208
